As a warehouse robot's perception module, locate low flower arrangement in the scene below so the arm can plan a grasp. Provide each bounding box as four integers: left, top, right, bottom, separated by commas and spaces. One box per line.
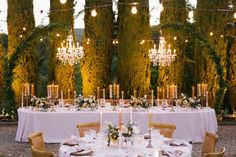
104, 121, 139, 146
130, 95, 149, 108
180, 93, 201, 108
75, 95, 97, 110
30, 96, 52, 111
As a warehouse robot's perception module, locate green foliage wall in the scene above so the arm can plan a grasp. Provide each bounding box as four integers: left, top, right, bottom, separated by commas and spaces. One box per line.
7, 0, 36, 104
80, 0, 113, 97
49, 0, 75, 97
117, 0, 151, 98
158, 0, 187, 94
195, 0, 228, 108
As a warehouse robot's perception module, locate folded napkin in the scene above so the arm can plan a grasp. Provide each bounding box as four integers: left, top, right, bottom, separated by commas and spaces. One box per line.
164, 139, 187, 147
61, 135, 79, 146
71, 150, 93, 156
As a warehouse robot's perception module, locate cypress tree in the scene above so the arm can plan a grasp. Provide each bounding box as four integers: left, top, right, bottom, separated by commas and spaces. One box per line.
195, 0, 228, 108
117, 0, 151, 97
7, 0, 36, 104
49, 0, 75, 97
158, 0, 187, 95
80, 0, 113, 96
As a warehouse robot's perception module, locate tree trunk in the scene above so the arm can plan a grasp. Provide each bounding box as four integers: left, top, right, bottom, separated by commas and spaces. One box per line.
7, 0, 36, 104
159, 0, 187, 97
117, 0, 151, 98
49, 0, 75, 98
80, 0, 113, 97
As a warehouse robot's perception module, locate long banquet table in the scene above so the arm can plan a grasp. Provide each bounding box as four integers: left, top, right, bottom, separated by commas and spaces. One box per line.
15, 106, 217, 143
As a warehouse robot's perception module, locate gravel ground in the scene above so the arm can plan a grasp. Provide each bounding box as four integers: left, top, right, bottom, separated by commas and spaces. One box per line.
0, 125, 235, 157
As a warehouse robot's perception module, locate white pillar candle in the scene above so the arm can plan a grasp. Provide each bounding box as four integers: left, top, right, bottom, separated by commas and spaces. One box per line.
113, 84, 116, 97
61, 90, 63, 100
103, 89, 105, 100
197, 84, 201, 96
130, 106, 133, 124
121, 91, 124, 102
100, 111, 103, 131
116, 85, 119, 99
206, 91, 209, 108
21, 92, 24, 108
166, 85, 169, 99
97, 87, 100, 100
74, 91, 76, 100
109, 85, 112, 98
27, 83, 30, 96
151, 90, 154, 106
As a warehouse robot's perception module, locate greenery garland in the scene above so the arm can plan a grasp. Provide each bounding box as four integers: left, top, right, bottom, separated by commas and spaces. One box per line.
3, 23, 69, 116
161, 23, 225, 113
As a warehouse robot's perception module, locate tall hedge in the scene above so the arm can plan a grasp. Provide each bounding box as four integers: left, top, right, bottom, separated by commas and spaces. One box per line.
195, 0, 228, 108
158, 0, 187, 94
7, 0, 36, 104
117, 0, 151, 97
80, 0, 113, 96
49, 0, 75, 97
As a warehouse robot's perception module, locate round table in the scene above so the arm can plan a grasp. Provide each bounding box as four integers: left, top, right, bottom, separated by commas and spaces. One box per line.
15, 106, 217, 143
58, 133, 192, 157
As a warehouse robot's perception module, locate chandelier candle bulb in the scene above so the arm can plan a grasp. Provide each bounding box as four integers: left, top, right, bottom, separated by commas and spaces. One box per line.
109, 85, 112, 98
97, 87, 100, 100
192, 86, 195, 98
149, 109, 152, 128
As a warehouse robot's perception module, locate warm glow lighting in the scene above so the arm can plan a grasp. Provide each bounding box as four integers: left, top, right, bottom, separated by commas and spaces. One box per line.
234, 12, 236, 19
91, 9, 97, 17
149, 36, 177, 66
185, 39, 188, 43
57, 34, 84, 65
210, 32, 213, 36
40, 38, 43, 41
131, 6, 137, 14
60, 0, 67, 4
56, 33, 60, 37
174, 36, 177, 40
23, 27, 26, 31
220, 35, 224, 38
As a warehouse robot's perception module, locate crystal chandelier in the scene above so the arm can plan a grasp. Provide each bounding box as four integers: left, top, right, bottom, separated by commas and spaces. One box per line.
57, 34, 84, 65
149, 36, 176, 66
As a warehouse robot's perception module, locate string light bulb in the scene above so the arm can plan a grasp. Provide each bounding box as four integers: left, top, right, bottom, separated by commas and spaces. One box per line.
210, 32, 213, 36
234, 12, 236, 19
91, 9, 97, 17
23, 27, 26, 31
174, 36, 177, 40
60, 0, 67, 4
159, 3, 164, 12
131, 5, 137, 14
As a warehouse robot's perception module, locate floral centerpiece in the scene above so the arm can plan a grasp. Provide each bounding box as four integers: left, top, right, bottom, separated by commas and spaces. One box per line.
30, 96, 52, 111
75, 95, 97, 110
180, 93, 201, 108
130, 95, 149, 108
105, 121, 139, 146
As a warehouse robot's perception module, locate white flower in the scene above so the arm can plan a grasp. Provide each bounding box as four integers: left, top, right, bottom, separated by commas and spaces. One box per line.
133, 126, 140, 135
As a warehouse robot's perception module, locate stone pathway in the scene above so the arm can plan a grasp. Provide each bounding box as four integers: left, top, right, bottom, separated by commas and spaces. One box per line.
0, 125, 236, 157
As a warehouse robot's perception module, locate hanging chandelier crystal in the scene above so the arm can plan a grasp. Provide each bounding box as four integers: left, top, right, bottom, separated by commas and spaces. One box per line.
149, 36, 176, 66
57, 34, 84, 65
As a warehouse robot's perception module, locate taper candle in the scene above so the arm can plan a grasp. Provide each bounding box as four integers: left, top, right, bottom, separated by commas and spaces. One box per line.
97, 87, 100, 99
61, 90, 63, 100
149, 109, 152, 128
192, 86, 195, 98
21, 92, 24, 108
109, 85, 112, 98
116, 85, 119, 98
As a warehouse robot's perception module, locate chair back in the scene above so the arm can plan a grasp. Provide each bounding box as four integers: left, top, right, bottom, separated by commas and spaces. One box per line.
31, 146, 54, 157
28, 132, 45, 151
202, 132, 218, 156
203, 147, 225, 157
76, 122, 100, 137
151, 122, 176, 138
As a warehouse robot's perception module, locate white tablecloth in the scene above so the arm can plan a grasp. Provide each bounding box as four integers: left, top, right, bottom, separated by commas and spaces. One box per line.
15, 107, 217, 143
59, 135, 192, 157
